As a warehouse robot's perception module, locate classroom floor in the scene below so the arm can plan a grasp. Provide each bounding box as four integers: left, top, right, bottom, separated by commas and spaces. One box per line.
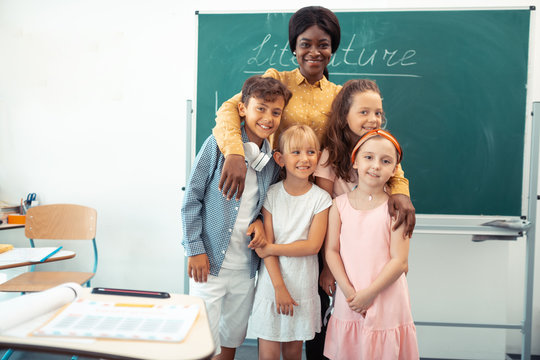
1, 347, 535, 359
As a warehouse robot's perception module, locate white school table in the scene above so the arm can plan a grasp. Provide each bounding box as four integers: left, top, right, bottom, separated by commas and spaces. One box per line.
0, 249, 76, 271
0, 288, 215, 360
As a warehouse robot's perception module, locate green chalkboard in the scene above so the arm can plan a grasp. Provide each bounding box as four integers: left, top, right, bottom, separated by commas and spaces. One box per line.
196, 10, 530, 216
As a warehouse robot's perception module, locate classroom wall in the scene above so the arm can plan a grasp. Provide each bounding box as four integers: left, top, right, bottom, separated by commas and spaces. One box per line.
0, 0, 538, 358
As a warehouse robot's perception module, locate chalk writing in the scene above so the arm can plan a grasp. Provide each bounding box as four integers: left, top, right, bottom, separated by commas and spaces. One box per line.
245, 34, 420, 78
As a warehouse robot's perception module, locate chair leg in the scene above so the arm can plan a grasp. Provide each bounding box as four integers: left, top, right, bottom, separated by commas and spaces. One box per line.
1, 349, 13, 360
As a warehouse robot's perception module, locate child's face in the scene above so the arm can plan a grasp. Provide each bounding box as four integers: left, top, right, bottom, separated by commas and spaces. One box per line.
275, 141, 319, 181
239, 96, 284, 146
295, 25, 332, 83
353, 137, 397, 188
346, 91, 383, 138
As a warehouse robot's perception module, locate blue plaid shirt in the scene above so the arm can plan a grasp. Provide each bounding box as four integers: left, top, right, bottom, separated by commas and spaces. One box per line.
181, 127, 280, 278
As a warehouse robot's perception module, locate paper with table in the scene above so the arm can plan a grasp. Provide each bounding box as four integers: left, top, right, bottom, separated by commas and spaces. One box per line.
0, 282, 199, 343
33, 298, 200, 342
0, 247, 64, 263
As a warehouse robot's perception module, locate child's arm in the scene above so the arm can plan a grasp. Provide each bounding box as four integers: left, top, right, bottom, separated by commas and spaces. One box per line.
347, 219, 410, 315
388, 164, 416, 237
256, 208, 329, 258
315, 176, 337, 297
325, 201, 356, 299
181, 137, 220, 283
257, 208, 298, 316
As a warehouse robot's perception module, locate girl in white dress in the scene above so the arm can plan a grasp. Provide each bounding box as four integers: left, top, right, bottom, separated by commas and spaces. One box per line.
250, 125, 332, 360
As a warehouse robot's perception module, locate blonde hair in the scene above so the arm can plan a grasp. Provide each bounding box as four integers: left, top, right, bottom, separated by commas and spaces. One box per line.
277, 125, 320, 153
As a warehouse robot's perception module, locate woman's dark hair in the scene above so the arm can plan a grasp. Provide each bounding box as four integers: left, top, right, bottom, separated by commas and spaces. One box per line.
323, 79, 384, 182
288, 6, 341, 79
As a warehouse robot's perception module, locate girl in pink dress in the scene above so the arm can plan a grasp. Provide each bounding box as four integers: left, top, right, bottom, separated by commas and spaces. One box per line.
324, 129, 418, 360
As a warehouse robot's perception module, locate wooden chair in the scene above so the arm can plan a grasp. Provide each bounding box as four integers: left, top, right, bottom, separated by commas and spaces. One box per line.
0, 204, 98, 293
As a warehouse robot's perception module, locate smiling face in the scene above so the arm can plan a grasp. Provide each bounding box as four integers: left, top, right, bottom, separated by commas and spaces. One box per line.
295, 25, 332, 84
239, 96, 284, 147
275, 141, 319, 181
353, 137, 398, 189
347, 91, 384, 139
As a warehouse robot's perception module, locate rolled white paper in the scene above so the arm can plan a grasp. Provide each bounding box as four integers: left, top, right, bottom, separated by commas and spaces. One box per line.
0, 282, 82, 333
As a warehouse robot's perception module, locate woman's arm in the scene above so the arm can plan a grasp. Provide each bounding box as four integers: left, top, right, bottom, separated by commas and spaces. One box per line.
256, 208, 298, 316
389, 163, 409, 197
213, 92, 245, 158
212, 92, 247, 200
257, 208, 329, 258
387, 164, 416, 237
347, 219, 410, 313
324, 201, 355, 298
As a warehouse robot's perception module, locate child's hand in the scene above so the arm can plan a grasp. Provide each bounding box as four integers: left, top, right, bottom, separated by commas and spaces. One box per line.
275, 285, 298, 316
247, 219, 266, 249
346, 288, 375, 317
319, 265, 336, 296
255, 244, 272, 258
219, 154, 246, 200
187, 254, 210, 283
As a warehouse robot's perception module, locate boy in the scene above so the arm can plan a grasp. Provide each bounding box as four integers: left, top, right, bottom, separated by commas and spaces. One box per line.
181, 76, 292, 360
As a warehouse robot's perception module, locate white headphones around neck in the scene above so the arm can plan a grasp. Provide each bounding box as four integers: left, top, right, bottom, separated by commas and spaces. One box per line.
243, 142, 270, 172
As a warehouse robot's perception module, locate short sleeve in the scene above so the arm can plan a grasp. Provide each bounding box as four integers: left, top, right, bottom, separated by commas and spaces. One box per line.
314, 149, 337, 182
313, 186, 332, 214
263, 183, 278, 214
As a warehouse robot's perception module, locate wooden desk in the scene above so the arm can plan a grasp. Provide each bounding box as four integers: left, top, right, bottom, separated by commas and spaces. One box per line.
0, 250, 76, 270
0, 288, 214, 360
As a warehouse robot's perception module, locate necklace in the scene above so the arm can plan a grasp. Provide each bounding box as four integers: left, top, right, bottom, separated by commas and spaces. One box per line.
353, 185, 373, 201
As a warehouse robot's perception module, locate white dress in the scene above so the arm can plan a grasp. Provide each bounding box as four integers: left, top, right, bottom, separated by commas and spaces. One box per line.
250, 181, 332, 341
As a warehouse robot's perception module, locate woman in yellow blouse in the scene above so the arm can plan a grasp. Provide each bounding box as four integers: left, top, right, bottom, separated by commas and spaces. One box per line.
213, 6, 414, 230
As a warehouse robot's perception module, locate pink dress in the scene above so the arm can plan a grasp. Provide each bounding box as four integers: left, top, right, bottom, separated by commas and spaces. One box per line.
324, 194, 419, 360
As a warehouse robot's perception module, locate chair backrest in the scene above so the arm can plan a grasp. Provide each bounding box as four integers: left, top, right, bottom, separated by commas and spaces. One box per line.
25, 204, 97, 240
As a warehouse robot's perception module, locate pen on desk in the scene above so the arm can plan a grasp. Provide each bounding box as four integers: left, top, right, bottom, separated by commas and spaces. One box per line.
39, 246, 63, 262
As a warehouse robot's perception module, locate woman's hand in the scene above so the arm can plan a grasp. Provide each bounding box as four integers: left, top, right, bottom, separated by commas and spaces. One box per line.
219, 154, 246, 200
388, 194, 416, 237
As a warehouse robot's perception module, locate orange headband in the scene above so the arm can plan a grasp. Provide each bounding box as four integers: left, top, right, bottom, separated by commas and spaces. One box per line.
350, 129, 403, 164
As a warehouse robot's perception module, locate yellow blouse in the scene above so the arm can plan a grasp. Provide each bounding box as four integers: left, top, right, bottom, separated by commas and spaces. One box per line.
213, 68, 341, 154
212, 67, 409, 196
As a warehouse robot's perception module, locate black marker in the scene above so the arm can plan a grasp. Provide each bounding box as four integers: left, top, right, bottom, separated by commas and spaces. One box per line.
92, 287, 170, 298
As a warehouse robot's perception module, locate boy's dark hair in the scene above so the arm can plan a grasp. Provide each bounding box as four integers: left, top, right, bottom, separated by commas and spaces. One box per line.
241, 76, 292, 106
323, 79, 384, 183
288, 6, 341, 79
